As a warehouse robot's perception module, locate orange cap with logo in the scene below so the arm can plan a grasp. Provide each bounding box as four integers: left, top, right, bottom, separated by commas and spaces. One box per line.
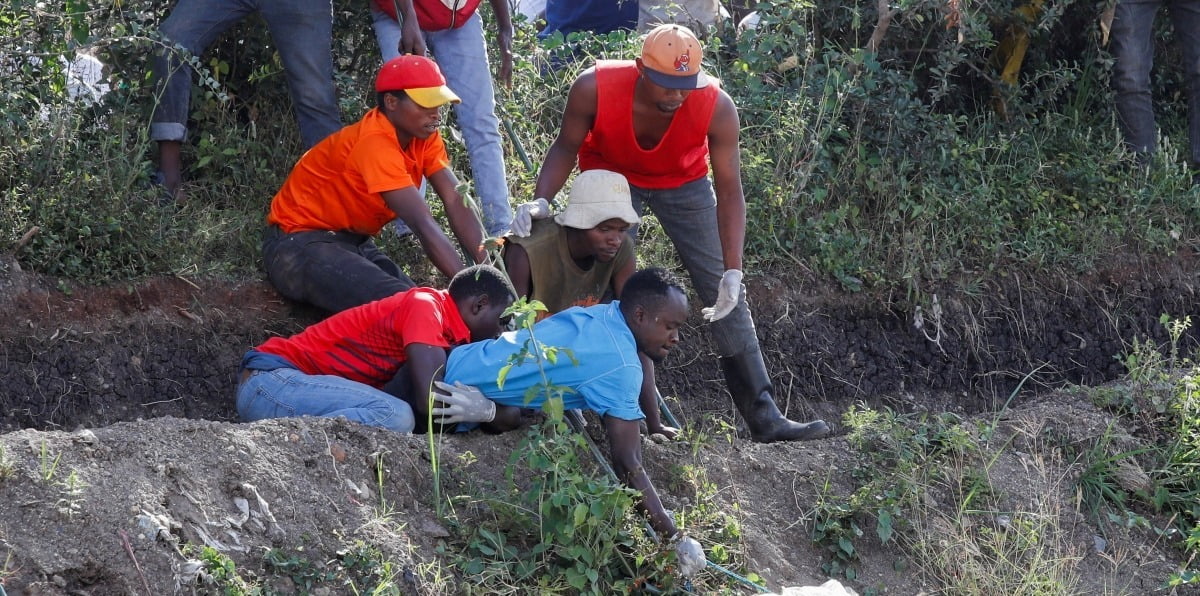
640, 24, 710, 90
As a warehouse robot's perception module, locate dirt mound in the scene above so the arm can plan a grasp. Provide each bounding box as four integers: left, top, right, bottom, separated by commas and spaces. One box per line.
0, 394, 1190, 593
0, 252, 1198, 593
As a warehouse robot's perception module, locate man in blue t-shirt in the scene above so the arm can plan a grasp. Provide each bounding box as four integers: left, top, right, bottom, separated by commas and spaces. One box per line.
432, 267, 705, 574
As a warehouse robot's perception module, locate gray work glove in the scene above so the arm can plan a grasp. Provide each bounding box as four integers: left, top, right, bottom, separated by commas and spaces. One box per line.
510, 198, 551, 237
431, 381, 496, 424
701, 269, 742, 322
673, 535, 706, 578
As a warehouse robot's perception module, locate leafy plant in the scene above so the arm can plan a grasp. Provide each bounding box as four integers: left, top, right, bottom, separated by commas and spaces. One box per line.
337, 541, 404, 595
192, 545, 261, 595
445, 296, 646, 593
435, 297, 750, 592
262, 548, 338, 590
55, 469, 87, 519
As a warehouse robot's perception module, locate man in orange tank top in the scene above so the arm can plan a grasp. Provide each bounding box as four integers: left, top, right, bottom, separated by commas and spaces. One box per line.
527, 24, 830, 443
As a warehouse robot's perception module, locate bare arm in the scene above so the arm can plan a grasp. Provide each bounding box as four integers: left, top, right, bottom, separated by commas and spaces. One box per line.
381, 183, 466, 279
637, 354, 677, 437
481, 405, 524, 432
404, 343, 449, 419
611, 254, 635, 297
391, 0, 427, 56
428, 167, 487, 264
707, 90, 746, 272
502, 242, 532, 298
605, 415, 677, 537
533, 70, 598, 201
486, 0, 513, 87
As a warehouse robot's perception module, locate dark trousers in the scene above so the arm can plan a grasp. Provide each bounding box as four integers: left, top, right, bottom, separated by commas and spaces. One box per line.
261, 225, 415, 313
1111, 0, 1200, 166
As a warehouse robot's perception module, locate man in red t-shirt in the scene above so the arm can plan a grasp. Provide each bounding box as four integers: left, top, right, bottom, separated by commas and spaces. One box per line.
263, 55, 487, 314
236, 264, 516, 433
527, 24, 829, 443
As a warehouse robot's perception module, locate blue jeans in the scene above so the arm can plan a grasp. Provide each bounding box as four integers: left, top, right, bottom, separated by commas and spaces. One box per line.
1110, 0, 1200, 166
371, 10, 514, 236
629, 177, 758, 357
261, 225, 415, 313
237, 368, 416, 433
150, 0, 342, 148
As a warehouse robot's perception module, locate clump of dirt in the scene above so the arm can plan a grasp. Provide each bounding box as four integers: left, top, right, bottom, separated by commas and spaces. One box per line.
0, 251, 1197, 594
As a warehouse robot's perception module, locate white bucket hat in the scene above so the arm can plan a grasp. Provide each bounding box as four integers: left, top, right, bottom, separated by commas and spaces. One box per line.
554, 170, 641, 229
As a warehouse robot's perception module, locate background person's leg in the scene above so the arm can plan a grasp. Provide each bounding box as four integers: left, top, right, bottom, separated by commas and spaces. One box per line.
427, 14, 514, 236
237, 368, 415, 433
1110, 0, 1163, 160
370, 7, 403, 61
633, 179, 756, 357
633, 179, 828, 443
261, 0, 342, 148
1169, 0, 1200, 169
151, 0, 250, 194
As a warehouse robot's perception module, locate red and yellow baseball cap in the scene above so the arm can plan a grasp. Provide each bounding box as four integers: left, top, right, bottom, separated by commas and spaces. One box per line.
374, 55, 460, 108
640, 24, 710, 90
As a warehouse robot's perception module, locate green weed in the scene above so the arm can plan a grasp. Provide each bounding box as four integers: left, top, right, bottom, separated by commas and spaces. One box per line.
0, 445, 14, 481
337, 541, 404, 595
1, 550, 15, 587
809, 406, 977, 579
191, 545, 261, 595
38, 442, 61, 482
55, 469, 86, 519
262, 548, 337, 591
433, 297, 749, 593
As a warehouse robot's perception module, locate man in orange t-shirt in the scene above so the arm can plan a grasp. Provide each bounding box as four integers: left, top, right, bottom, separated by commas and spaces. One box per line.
263, 55, 486, 314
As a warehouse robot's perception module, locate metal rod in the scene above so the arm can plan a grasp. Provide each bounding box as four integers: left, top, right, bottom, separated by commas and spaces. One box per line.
656, 389, 681, 429
502, 115, 536, 174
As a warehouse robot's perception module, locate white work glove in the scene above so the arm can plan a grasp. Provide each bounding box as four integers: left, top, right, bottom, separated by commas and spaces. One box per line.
431, 381, 496, 424
701, 269, 743, 322
510, 198, 552, 237
672, 535, 706, 578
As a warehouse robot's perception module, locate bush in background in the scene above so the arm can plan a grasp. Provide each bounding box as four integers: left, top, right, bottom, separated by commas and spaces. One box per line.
1, 0, 1196, 289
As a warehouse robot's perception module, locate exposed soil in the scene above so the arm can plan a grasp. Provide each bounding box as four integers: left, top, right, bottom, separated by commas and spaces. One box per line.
1, 251, 1198, 594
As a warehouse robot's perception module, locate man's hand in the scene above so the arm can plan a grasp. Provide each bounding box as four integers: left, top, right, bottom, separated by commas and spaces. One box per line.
399, 19, 427, 56
672, 535, 706, 577
701, 269, 743, 322
510, 198, 551, 237
647, 424, 680, 442
431, 381, 496, 423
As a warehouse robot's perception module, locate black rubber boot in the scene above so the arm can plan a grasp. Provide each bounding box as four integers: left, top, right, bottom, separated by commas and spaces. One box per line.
719, 348, 831, 443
